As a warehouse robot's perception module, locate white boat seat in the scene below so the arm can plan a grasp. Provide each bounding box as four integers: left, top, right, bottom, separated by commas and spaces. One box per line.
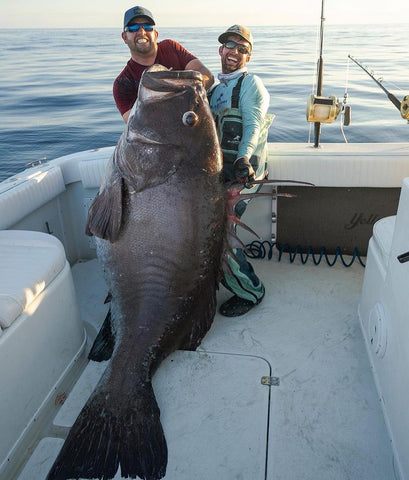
359, 179, 409, 479
0, 230, 66, 329
0, 229, 85, 471
0, 166, 65, 230
371, 215, 396, 272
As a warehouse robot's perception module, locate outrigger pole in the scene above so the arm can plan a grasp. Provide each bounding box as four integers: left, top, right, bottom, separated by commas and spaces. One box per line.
348, 55, 402, 111
314, 0, 325, 148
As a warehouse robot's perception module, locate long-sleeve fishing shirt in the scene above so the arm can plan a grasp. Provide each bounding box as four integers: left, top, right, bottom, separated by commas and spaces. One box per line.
208, 67, 273, 180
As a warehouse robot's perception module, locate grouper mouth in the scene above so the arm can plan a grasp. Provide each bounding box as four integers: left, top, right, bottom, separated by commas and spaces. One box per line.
138, 65, 204, 104
142, 65, 204, 92
127, 65, 204, 145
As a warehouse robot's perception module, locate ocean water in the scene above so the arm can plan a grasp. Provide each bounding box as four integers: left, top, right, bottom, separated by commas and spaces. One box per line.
0, 24, 408, 182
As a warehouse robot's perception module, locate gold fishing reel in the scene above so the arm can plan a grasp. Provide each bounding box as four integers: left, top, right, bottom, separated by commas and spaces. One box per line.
306, 94, 340, 123
400, 95, 409, 120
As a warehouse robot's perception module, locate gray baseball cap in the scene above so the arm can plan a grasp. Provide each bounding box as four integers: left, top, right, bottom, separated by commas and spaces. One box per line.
124, 6, 155, 28
218, 25, 253, 48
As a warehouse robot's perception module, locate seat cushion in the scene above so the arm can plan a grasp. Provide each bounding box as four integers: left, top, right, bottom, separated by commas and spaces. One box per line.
0, 230, 66, 328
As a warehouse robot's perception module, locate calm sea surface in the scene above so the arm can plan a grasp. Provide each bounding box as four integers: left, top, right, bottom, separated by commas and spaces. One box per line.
0, 24, 408, 181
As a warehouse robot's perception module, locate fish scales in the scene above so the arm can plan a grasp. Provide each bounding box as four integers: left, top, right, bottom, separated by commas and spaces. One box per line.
47, 66, 224, 480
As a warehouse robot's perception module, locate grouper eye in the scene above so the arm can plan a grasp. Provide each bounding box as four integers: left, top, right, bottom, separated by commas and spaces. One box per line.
182, 111, 199, 127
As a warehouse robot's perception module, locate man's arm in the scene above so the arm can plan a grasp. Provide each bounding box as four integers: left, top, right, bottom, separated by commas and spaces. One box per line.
238, 76, 270, 159
185, 58, 214, 90
122, 110, 131, 123
113, 75, 137, 124
234, 76, 270, 185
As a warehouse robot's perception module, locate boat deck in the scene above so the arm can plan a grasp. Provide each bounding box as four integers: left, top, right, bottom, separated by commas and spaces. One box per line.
17, 255, 398, 480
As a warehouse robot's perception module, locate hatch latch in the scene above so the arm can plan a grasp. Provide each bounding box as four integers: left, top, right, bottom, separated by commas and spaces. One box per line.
261, 376, 280, 387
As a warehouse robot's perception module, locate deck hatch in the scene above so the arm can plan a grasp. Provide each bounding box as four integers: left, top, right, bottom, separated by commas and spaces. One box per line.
24, 350, 272, 480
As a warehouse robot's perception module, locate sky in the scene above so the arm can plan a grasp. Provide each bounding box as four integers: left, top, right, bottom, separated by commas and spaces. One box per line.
1, 0, 409, 28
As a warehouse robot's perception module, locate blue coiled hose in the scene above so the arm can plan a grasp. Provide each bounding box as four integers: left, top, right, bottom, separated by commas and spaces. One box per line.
245, 240, 366, 267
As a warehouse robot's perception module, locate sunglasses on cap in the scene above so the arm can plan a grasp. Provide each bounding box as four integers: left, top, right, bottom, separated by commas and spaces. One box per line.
124, 23, 154, 33
223, 41, 250, 55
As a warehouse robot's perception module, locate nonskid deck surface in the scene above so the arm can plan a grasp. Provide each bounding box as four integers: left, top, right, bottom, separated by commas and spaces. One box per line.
18, 257, 397, 480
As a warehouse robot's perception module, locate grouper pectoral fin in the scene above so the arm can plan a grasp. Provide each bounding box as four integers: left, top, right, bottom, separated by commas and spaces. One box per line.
85, 172, 123, 242
88, 307, 115, 361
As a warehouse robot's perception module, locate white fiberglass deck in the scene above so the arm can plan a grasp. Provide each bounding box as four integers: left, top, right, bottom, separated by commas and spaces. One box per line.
18, 256, 397, 480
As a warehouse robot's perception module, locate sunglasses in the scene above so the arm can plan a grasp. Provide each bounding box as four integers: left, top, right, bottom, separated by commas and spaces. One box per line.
223, 41, 250, 55
125, 23, 154, 33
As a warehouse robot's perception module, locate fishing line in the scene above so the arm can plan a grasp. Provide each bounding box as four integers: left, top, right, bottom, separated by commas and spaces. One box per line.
388, 80, 403, 92
344, 56, 350, 102
311, 21, 321, 95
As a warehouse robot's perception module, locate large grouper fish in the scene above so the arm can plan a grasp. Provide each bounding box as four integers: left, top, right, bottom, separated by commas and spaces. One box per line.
46, 65, 226, 480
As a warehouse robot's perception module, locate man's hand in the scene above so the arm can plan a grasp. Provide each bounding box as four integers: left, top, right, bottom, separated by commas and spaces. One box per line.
233, 156, 255, 187
185, 59, 214, 89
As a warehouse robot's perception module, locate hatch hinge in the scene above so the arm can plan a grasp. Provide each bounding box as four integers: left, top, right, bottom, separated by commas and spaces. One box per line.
261, 376, 280, 387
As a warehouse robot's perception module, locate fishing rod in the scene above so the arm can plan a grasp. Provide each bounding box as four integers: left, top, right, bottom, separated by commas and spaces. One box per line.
348, 55, 409, 120
306, 0, 350, 146
314, 0, 325, 148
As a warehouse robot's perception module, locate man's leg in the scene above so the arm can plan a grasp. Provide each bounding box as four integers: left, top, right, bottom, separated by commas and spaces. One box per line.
220, 248, 264, 317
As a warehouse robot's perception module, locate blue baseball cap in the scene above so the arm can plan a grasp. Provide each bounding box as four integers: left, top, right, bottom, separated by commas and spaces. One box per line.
124, 6, 155, 28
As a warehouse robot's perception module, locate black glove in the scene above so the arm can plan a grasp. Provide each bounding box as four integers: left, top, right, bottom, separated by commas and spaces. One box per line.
233, 156, 255, 186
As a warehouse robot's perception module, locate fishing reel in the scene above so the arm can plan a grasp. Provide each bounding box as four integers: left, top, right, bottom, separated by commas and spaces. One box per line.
400, 95, 409, 120
306, 95, 339, 123
306, 94, 351, 126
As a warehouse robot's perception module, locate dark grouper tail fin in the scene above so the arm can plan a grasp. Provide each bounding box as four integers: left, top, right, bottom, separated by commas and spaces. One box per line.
46, 381, 168, 480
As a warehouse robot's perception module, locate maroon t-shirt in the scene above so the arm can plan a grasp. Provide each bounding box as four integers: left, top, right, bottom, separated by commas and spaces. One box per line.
113, 39, 197, 115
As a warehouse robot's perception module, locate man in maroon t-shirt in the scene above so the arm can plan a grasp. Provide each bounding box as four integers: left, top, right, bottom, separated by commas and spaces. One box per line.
114, 6, 214, 123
